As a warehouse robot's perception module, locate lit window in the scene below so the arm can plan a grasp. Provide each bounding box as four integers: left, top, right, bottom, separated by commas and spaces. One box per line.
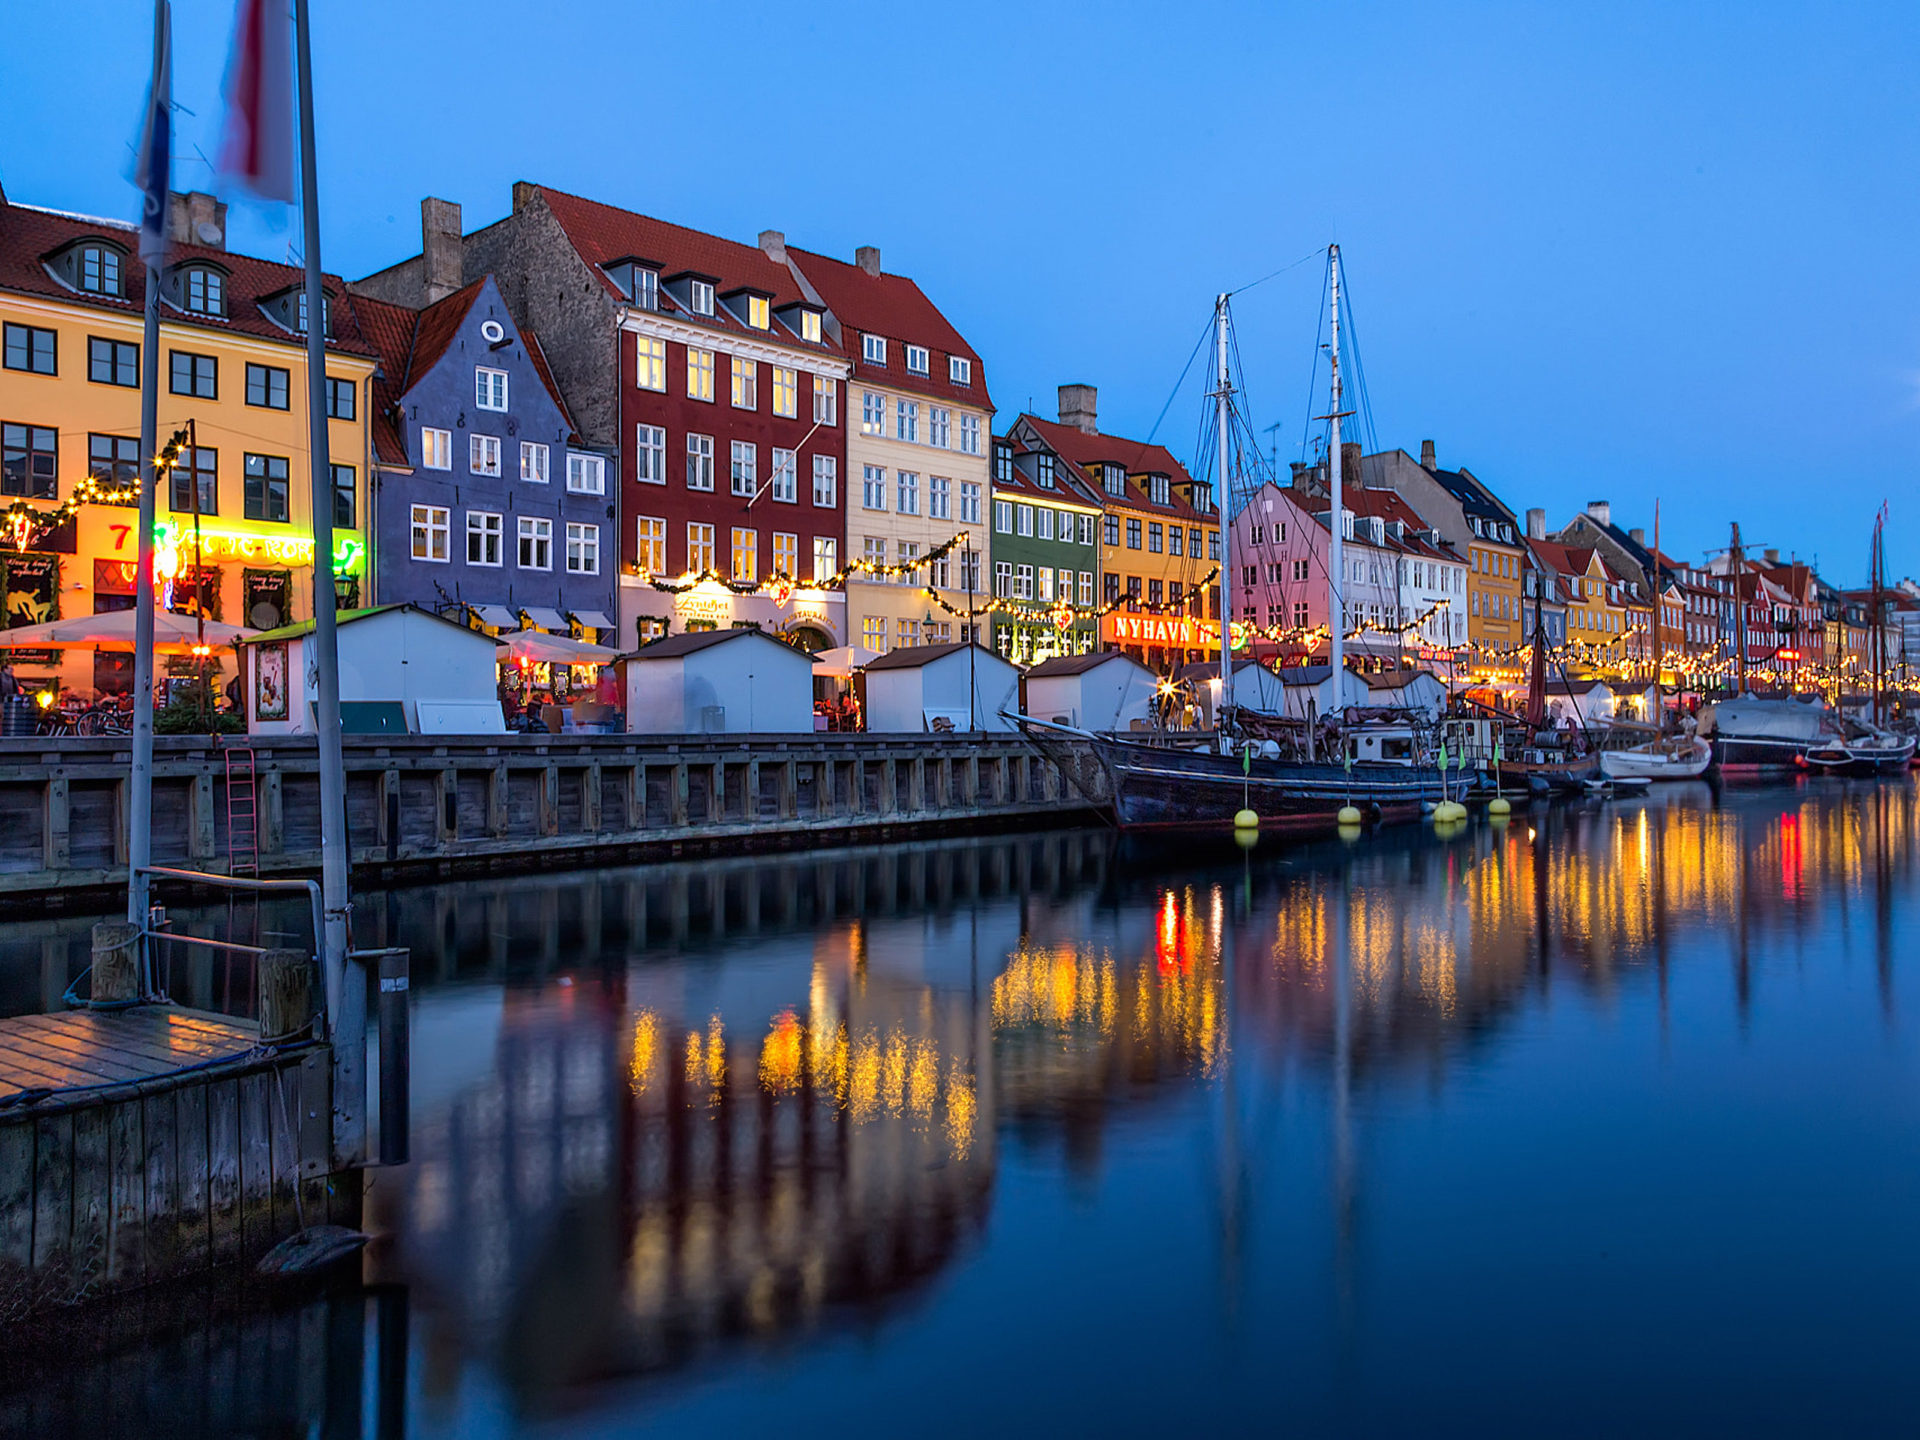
730, 440, 757, 497
949, 356, 971, 386
687, 348, 715, 402
635, 517, 667, 575
520, 441, 549, 484
411, 504, 450, 562
771, 447, 796, 503
470, 434, 501, 477
517, 515, 553, 570
685, 433, 714, 490
565, 522, 599, 574
862, 615, 888, 651
731, 527, 758, 582
861, 390, 885, 435
772, 366, 798, 417
906, 344, 929, 375
476, 368, 508, 411
635, 424, 666, 484
773, 531, 798, 578
421, 428, 451, 470
801, 311, 822, 343
862, 333, 886, 364
466, 511, 503, 566
566, 453, 605, 494
813, 376, 837, 425
747, 296, 770, 329
636, 336, 666, 391
814, 536, 837, 581
731, 355, 757, 409
812, 455, 838, 507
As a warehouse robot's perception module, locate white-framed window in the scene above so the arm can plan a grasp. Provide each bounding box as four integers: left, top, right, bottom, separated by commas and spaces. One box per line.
861, 390, 885, 435
929, 407, 951, 448
862, 615, 888, 651
466, 510, 502, 566
931, 552, 951, 588
565, 522, 599, 574
1037, 454, 1055, 488
897, 617, 919, 647
421, 427, 451, 470
862, 465, 887, 511
960, 546, 981, 593
636, 516, 667, 575
517, 516, 552, 570
1037, 507, 1055, 541
771, 447, 797, 503
773, 531, 798, 578
950, 356, 972, 386
1038, 567, 1054, 603
566, 453, 605, 494
1104, 463, 1125, 497
686, 433, 714, 490
688, 279, 715, 316
730, 355, 757, 409
897, 471, 919, 515
1078, 514, 1095, 545
813, 536, 837, 581
730, 440, 757, 497
772, 366, 797, 418
812, 455, 838, 507
801, 310, 822, 343
635, 269, 659, 311
688, 522, 715, 572
746, 296, 770, 330
813, 376, 837, 425
896, 541, 920, 584
994, 499, 1013, 533
687, 347, 715, 402
1148, 475, 1171, 505
960, 481, 982, 524
905, 344, 929, 375
862, 333, 886, 364
411, 504, 449, 562
994, 561, 1012, 597
1016, 504, 1033, 537
635, 424, 666, 485
863, 536, 887, 574
1078, 571, 1093, 606
520, 441, 549, 484
895, 400, 918, 443
1015, 563, 1034, 600
470, 434, 501, 477
475, 368, 508, 411
731, 527, 758, 582
929, 475, 951, 520
959, 414, 980, 455
636, 335, 666, 391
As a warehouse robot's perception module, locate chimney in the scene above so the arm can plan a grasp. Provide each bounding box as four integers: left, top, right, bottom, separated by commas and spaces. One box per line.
1629, 527, 1646, 546
1764, 547, 1780, 566
166, 191, 227, 250
1526, 507, 1546, 540
1586, 499, 1611, 528
421, 197, 464, 303
1058, 383, 1098, 435
1420, 439, 1436, 469
511, 181, 538, 215
758, 229, 787, 264
855, 245, 881, 277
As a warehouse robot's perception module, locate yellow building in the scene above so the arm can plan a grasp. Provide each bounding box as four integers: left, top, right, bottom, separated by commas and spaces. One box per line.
1467, 520, 1526, 660
0, 188, 373, 698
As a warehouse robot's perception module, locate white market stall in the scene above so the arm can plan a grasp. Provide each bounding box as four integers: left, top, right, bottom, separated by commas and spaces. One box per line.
1275, 664, 1372, 722
240, 604, 503, 736
622, 628, 815, 734
863, 643, 1020, 733
1175, 659, 1302, 729
1364, 669, 1449, 720
1025, 652, 1158, 732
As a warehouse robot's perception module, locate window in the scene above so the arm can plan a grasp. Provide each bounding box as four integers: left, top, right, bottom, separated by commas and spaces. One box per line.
1038, 567, 1054, 603
897, 471, 919, 515
332, 463, 356, 529
3, 324, 55, 375
632, 268, 659, 310
1243, 565, 1258, 587
950, 356, 971, 386
1037, 507, 1054, 541
1126, 517, 1142, 550
771, 447, 797, 503
896, 400, 918, 443
731, 355, 758, 409
520, 442, 549, 484
1105, 574, 1121, 604
244, 453, 290, 522
864, 536, 888, 574
773, 531, 798, 578
79, 246, 122, 295
1294, 601, 1311, 628
959, 481, 982, 524
906, 344, 929, 374
411, 504, 450, 561
1078, 571, 1093, 606
1293, 559, 1310, 582
931, 552, 950, 588
1016, 504, 1033, 537
566, 453, 605, 494
896, 541, 920, 582
1127, 576, 1142, 605
566, 523, 600, 574
178, 266, 224, 315
929, 475, 951, 520
1015, 564, 1034, 600
730, 440, 757, 497
2, 424, 58, 499
813, 537, 837, 581
470, 434, 501, 477
635, 516, 667, 575
1148, 579, 1163, 606
863, 615, 889, 651
688, 280, 715, 316
801, 310, 822, 343
245, 363, 289, 409
635, 424, 666, 484
959, 415, 980, 455
636, 336, 667, 391
169, 350, 217, 399
686, 433, 715, 490
747, 296, 770, 330
474, 368, 508, 411
863, 465, 888, 511
1103, 515, 1119, 546
1147, 522, 1164, 554
771, 366, 797, 417
960, 546, 981, 593
812, 455, 838, 507
1169, 526, 1183, 557
687, 348, 715, 402
1078, 514, 1096, 545
89, 337, 138, 387
421, 427, 452, 470
1037, 454, 1055, 488
1148, 475, 1171, 506
1104, 464, 1126, 497
318, 376, 354, 421
467, 511, 503, 566
518, 515, 553, 570
928, 407, 951, 448
860, 391, 887, 437
1189, 526, 1203, 555
995, 499, 1013, 533
168, 445, 217, 515
1208, 530, 1221, 560
292, 291, 331, 335
862, 333, 886, 365
813, 375, 837, 425
1250, 525, 1265, 545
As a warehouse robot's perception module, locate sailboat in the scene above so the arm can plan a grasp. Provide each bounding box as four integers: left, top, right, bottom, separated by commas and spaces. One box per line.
1499, 587, 1601, 794
1023, 248, 1457, 833
1599, 506, 1712, 781
1803, 509, 1914, 775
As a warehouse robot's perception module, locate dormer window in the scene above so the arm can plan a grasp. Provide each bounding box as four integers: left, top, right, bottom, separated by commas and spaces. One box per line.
80, 245, 122, 296
1148, 475, 1171, 506
862, 333, 886, 365
290, 289, 331, 336
747, 296, 770, 330
993, 444, 1013, 483
1037, 454, 1055, 488
801, 310, 822, 343
689, 280, 714, 316
636, 269, 658, 311
905, 344, 929, 375
950, 356, 971, 386
183, 266, 224, 316
1189, 481, 1213, 513
1104, 463, 1125, 498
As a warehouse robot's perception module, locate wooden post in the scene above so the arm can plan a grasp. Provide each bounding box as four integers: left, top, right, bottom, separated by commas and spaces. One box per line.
259, 768, 284, 856
190, 771, 217, 861
437, 768, 457, 848
486, 760, 508, 838
627, 762, 646, 831
44, 775, 69, 872
258, 948, 321, 1043
91, 921, 141, 1005
584, 760, 603, 834
780, 758, 798, 820
671, 762, 689, 827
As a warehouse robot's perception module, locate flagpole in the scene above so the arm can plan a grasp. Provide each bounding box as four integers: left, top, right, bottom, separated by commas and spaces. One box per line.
292, 0, 361, 1161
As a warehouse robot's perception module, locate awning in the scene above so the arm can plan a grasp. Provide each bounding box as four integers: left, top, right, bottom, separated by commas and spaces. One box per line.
569, 610, 614, 631
472, 604, 518, 630
502, 631, 619, 666
521, 607, 568, 631
0, 610, 255, 652
812, 644, 879, 678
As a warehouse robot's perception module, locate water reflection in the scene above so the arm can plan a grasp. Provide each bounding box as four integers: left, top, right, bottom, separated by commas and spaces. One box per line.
3, 777, 1918, 1435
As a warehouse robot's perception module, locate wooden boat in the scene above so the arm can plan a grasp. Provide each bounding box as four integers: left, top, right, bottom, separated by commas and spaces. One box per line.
1803, 726, 1916, 776
1599, 734, 1712, 781
1699, 698, 1830, 776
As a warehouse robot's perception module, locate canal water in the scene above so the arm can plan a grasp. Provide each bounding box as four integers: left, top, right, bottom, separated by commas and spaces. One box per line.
4, 781, 1919, 1437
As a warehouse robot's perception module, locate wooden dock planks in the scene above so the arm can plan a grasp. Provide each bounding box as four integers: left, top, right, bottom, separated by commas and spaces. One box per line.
0, 1008, 255, 1099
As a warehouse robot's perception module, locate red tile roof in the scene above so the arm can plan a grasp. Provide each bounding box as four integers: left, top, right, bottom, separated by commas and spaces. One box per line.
991, 434, 1102, 506
1020, 416, 1212, 523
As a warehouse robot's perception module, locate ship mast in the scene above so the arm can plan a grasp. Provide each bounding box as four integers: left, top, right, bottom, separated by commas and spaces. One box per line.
1214, 294, 1234, 736
1327, 245, 1346, 692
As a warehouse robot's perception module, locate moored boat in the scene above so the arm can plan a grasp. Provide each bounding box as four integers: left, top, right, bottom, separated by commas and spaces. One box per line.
1599, 734, 1713, 781
1698, 697, 1829, 777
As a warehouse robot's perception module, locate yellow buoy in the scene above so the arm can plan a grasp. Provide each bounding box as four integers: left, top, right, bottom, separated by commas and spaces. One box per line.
1434, 815, 1466, 838
1488, 796, 1512, 816
1433, 800, 1467, 823
1336, 805, 1363, 826
1234, 808, 1259, 830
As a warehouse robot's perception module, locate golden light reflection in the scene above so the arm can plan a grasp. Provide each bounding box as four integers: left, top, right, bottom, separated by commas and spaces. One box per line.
628, 1009, 659, 1096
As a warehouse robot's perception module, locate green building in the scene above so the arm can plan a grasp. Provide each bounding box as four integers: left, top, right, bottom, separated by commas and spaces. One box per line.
988, 435, 1102, 663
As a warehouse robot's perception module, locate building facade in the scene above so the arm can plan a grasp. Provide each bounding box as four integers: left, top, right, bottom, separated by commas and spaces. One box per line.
988, 435, 1101, 662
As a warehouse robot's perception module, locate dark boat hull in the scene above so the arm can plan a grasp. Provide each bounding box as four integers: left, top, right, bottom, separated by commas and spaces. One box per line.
1711, 734, 1809, 776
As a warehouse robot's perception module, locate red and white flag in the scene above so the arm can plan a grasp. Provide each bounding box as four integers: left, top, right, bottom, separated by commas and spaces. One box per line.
219, 0, 294, 202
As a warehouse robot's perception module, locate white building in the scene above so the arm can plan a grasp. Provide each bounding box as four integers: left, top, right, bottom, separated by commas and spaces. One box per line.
1364, 669, 1449, 720
1176, 658, 1297, 729
1275, 663, 1373, 722
863, 643, 1019, 733
623, 628, 815, 734
1024, 651, 1158, 732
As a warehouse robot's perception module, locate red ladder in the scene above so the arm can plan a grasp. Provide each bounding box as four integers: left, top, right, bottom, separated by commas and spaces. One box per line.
224, 745, 260, 877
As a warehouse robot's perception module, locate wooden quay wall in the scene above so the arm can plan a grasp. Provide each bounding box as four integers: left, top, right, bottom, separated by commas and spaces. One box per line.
0, 733, 1108, 911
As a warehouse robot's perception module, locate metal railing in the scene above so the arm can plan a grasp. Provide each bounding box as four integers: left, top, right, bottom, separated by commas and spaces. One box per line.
135, 866, 327, 1028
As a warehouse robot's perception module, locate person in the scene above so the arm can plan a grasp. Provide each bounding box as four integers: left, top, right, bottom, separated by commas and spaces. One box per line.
0, 662, 16, 700
224, 671, 244, 712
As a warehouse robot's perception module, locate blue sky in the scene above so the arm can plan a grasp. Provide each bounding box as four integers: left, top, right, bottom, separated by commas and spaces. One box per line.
4, 0, 1916, 579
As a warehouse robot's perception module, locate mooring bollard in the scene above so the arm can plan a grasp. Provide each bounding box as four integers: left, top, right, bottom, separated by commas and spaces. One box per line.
377, 948, 411, 1165
89, 920, 142, 1006
259, 948, 321, 1043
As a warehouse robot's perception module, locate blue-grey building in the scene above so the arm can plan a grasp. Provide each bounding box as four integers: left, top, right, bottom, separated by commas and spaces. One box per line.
359, 276, 616, 640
